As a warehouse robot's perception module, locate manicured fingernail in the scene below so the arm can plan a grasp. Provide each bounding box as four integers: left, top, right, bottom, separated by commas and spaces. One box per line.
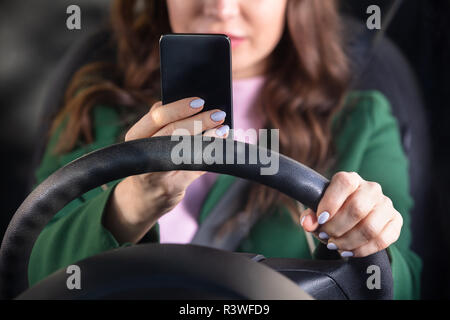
341, 251, 354, 258
327, 242, 338, 250
318, 211, 330, 225
211, 110, 226, 122
319, 232, 329, 240
300, 215, 307, 227
215, 125, 230, 137
190, 98, 205, 108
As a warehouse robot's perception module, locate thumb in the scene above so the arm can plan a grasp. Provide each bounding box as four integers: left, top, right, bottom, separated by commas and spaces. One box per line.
300, 208, 319, 232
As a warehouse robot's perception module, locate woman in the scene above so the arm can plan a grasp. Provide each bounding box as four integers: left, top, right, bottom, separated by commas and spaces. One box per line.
29, 0, 421, 299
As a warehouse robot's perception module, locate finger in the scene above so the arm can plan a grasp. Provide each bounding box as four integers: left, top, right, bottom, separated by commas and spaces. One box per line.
319, 181, 383, 238
300, 209, 330, 242
328, 197, 395, 251
153, 109, 227, 136
348, 213, 403, 258
315, 172, 363, 228
204, 125, 231, 138
300, 208, 319, 233
125, 97, 205, 141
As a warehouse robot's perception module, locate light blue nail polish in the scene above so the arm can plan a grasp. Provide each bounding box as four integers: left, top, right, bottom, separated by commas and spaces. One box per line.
327, 242, 338, 250
300, 216, 306, 227
341, 251, 354, 258
319, 232, 329, 240
318, 211, 330, 225
216, 125, 230, 137
190, 98, 205, 108
211, 110, 226, 122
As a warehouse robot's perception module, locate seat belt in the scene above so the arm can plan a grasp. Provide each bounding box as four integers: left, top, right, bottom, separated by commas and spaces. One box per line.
190, 177, 260, 251
190, 176, 315, 255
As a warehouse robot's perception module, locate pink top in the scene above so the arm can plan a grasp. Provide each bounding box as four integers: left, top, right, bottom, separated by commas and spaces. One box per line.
158, 76, 266, 243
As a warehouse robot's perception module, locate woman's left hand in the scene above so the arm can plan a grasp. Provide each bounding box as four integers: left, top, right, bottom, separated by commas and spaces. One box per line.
300, 171, 403, 258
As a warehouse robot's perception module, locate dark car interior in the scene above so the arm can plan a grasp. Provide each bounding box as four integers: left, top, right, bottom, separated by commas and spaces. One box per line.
0, 0, 449, 300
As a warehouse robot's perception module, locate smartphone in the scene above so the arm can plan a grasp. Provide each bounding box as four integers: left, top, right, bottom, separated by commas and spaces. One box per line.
159, 34, 233, 130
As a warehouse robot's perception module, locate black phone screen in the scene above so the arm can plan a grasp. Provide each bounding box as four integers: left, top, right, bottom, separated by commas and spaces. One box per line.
160, 34, 233, 129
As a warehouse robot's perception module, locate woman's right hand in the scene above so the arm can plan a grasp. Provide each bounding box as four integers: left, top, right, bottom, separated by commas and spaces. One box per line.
103, 97, 230, 244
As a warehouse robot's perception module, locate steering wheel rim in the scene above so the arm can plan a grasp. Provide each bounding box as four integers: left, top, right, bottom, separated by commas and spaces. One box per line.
0, 136, 392, 299
17, 244, 314, 300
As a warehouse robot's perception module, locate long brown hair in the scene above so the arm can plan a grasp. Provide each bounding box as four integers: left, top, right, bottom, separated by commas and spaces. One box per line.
51, 0, 350, 227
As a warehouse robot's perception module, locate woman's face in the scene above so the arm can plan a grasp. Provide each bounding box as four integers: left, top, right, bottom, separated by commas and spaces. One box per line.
166, 0, 288, 79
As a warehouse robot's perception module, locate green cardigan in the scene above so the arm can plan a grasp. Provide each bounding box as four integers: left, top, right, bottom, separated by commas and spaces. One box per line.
28, 90, 422, 299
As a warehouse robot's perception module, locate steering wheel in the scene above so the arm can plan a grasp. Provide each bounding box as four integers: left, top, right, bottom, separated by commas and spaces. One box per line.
0, 136, 393, 299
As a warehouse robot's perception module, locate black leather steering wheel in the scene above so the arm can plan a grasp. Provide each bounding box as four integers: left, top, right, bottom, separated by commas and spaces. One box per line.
0, 136, 393, 299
